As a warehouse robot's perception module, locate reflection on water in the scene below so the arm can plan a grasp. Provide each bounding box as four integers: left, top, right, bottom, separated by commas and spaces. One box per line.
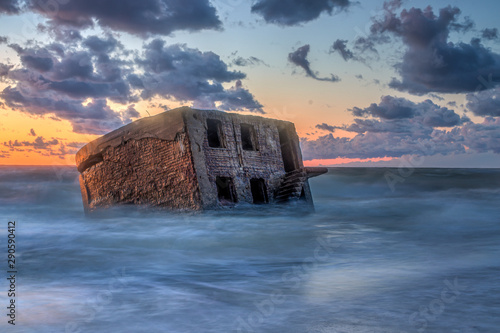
1, 166, 499, 333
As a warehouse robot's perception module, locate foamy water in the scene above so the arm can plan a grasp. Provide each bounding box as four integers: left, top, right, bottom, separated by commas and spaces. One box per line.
0, 166, 499, 333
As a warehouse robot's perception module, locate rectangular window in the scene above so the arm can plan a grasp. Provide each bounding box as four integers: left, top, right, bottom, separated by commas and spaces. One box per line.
250, 178, 268, 204
216, 176, 237, 204
207, 119, 224, 148
240, 123, 258, 151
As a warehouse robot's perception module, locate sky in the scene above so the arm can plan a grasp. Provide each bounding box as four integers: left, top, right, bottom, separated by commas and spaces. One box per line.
0, 0, 500, 167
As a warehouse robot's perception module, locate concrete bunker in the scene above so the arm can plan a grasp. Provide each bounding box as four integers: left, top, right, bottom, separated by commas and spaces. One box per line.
75, 107, 327, 213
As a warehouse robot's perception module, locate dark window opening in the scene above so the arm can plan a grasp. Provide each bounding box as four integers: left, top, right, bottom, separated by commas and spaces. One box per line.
207, 119, 224, 148
250, 178, 268, 204
278, 127, 296, 172
216, 176, 237, 204
240, 123, 258, 151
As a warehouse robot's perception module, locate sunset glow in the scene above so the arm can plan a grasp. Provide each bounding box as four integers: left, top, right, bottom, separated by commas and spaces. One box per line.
1, 0, 499, 167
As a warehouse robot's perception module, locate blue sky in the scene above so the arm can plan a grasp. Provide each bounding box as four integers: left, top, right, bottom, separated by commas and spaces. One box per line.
0, 0, 499, 167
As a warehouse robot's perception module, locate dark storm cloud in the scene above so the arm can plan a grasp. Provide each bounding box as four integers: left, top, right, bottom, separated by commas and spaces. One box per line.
133, 39, 263, 112
330, 39, 354, 61
0, 38, 138, 134
482, 28, 498, 40
352, 96, 465, 128
138, 39, 243, 82
251, 0, 352, 26
1, 29, 263, 133
26, 0, 222, 37
466, 88, 500, 117
83, 35, 120, 54
37, 25, 83, 44
288, 44, 340, 82
303, 96, 470, 160
5, 42, 133, 103
351, 96, 415, 119
369, 4, 500, 95
0, 0, 20, 14
459, 117, 500, 153
19, 50, 54, 72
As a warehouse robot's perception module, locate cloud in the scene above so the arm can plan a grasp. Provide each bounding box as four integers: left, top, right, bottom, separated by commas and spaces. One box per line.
1, 86, 128, 134
232, 56, 268, 67
459, 117, 500, 153
27, 0, 222, 37
352, 96, 466, 127
0, 36, 7, 44
330, 39, 354, 61
6, 39, 133, 101
122, 104, 141, 122
466, 88, 500, 117
132, 39, 263, 112
329, 37, 380, 65
303, 96, 472, 160
1, 31, 264, 135
4, 136, 59, 150
315, 123, 338, 132
37, 25, 83, 44
83, 35, 120, 54
0, 38, 137, 134
0, 0, 20, 14
0, 63, 12, 78
368, 4, 500, 95
288, 44, 340, 82
3, 136, 81, 159
301, 131, 466, 160
251, 0, 352, 26
29, 128, 36, 136
353, 36, 378, 52
482, 28, 498, 40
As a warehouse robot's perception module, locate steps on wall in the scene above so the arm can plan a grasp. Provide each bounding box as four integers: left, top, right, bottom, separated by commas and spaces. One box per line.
275, 168, 307, 203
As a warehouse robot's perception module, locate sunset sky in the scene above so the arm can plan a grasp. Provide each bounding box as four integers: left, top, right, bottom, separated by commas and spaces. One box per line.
1, 0, 500, 167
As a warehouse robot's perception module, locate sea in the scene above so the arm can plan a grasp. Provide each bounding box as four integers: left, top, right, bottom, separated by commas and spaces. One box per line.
0, 166, 499, 333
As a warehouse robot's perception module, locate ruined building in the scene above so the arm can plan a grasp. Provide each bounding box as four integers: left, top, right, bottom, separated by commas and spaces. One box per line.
76, 107, 327, 213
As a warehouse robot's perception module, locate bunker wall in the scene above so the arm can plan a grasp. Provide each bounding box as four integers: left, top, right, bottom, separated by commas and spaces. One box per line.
79, 133, 201, 212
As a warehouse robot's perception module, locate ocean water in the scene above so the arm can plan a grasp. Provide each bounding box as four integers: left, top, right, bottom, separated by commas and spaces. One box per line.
0, 166, 499, 333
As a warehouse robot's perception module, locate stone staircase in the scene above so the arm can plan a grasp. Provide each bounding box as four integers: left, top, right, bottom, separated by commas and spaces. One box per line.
275, 168, 308, 203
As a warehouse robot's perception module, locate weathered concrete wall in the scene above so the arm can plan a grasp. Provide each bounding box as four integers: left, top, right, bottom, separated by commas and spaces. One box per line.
79, 134, 201, 212
184, 109, 300, 208
76, 108, 187, 171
